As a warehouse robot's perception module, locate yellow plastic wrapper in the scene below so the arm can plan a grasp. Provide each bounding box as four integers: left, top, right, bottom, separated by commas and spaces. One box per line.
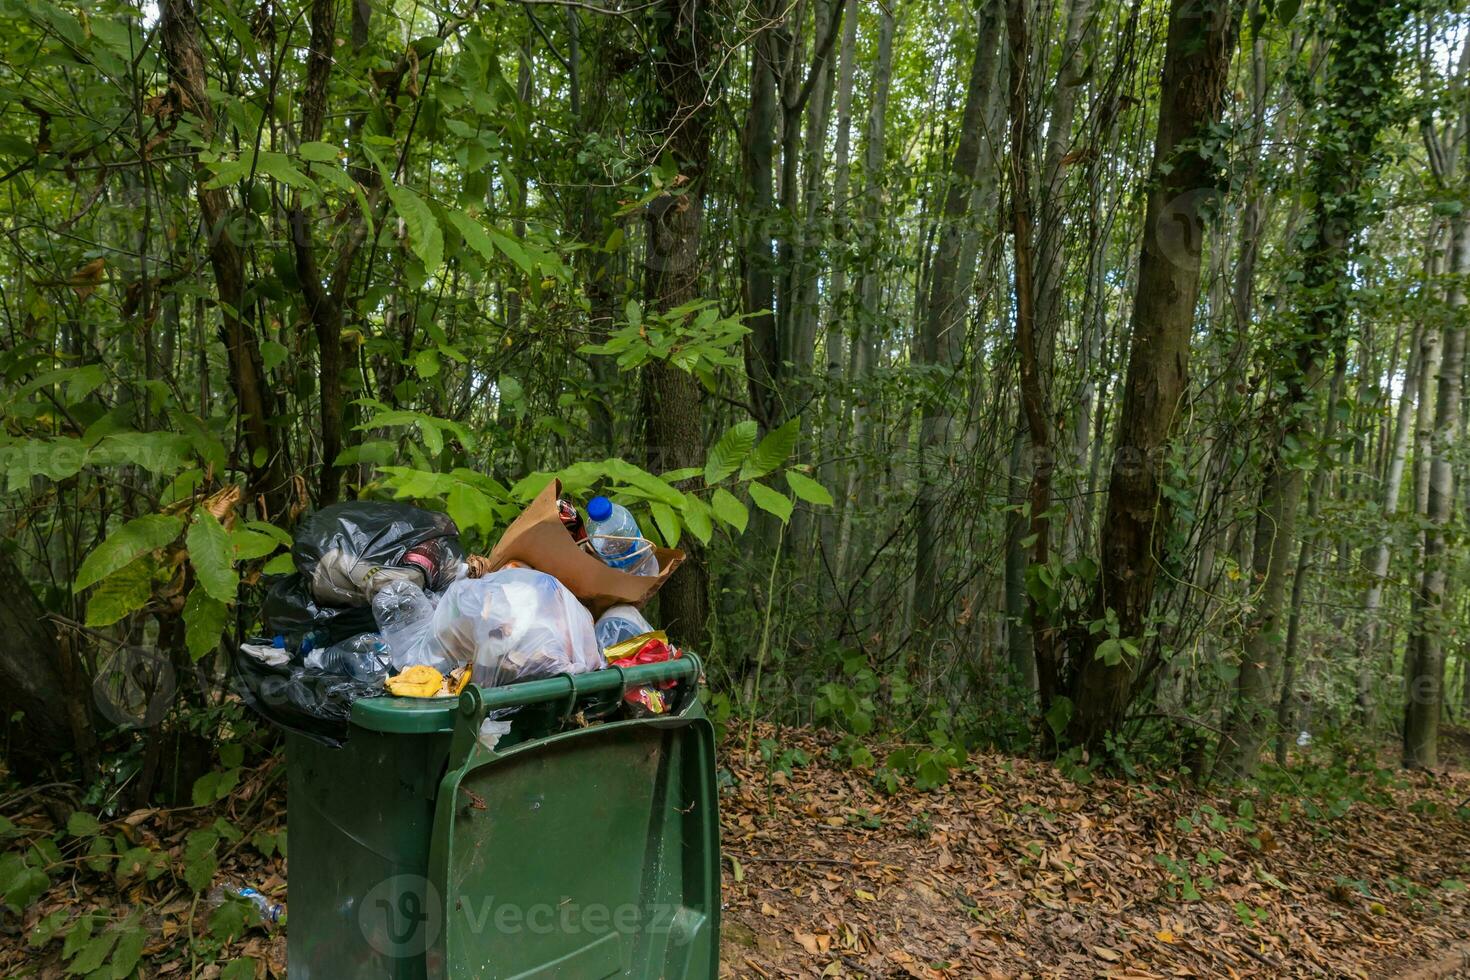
385, 665, 444, 698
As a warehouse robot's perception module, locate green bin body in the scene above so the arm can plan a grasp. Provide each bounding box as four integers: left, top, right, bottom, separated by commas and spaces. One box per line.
285, 657, 719, 979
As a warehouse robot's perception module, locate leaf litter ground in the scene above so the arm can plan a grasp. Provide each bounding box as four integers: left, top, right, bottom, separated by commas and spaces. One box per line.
2, 725, 1468, 978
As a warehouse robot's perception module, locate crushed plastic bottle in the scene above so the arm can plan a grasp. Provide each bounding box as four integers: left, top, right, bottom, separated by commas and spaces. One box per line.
208, 882, 284, 926
303, 633, 391, 683
585, 496, 658, 576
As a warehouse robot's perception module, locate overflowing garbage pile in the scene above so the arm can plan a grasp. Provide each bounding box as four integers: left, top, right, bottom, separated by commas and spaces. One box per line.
233, 480, 687, 744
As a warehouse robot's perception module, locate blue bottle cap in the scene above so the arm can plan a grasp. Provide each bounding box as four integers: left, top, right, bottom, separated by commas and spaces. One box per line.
586, 496, 613, 522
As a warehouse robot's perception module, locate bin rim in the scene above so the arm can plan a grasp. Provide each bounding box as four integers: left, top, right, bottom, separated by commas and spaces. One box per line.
350, 655, 702, 734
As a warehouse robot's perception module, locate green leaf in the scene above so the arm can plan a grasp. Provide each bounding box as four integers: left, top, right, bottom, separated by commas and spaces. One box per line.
739, 418, 799, 480
710, 487, 749, 534
262, 553, 295, 575
649, 501, 681, 548
84, 557, 154, 627
299, 140, 339, 162
785, 470, 834, 506
181, 829, 219, 894
230, 527, 280, 561
191, 768, 239, 807
66, 812, 102, 838
0, 852, 50, 911
28, 909, 69, 949
746, 482, 793, 524
221, 958, 259, 980
75, 515, 184, 593
108, 919, 146, 979
187, 511, 238, 603
386, 185, 444, 271
1044, 695, 1073, 740
681, 495, 713, 545
447, 483, 496, 534
67, 926, 119, 974
183, 587, 228, 660
703, 420, 758, 485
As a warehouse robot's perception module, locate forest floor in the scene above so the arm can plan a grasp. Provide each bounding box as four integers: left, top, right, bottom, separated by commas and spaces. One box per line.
2, 724, 1468, 978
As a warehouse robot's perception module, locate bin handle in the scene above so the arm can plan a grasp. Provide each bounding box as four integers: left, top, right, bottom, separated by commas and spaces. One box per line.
445, 655, 702, 770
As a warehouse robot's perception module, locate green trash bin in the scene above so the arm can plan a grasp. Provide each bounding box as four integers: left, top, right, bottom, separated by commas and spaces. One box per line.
285, 655, 719, 979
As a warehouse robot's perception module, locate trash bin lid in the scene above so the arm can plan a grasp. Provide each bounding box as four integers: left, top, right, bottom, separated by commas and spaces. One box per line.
352, 695, 460, 734
427, 717, 719, 978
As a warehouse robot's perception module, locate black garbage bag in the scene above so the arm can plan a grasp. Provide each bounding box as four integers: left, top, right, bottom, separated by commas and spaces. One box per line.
231, 644, 382, 746
292, 501, 466, 607
261, 573, 378, 651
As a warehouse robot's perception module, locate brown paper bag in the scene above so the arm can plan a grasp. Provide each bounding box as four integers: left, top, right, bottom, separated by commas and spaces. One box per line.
484, 479, 684, 616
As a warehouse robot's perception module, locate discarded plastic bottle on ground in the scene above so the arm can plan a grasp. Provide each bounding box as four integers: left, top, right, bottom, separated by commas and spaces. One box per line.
303, 633, 391, 683
585, 496, 658, 576
208, 882, 284, 926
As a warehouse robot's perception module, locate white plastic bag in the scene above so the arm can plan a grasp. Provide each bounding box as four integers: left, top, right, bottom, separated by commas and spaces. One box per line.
429, 570, 603, 687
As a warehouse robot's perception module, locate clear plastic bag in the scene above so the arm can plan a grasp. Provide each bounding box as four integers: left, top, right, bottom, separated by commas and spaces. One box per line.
594, 604, 655, 650
371, 580, 451, 672
431, 570, 603, 687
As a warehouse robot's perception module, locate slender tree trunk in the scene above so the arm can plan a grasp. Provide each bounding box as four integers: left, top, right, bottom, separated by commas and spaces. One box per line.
641, 0, 714, 646
913, 1, 1002, 631
834, 3, 895, 584
1065, 0, 1241, 746
160, 0, 287, 517
1405, 213, 1469, 768
1218, 0, 1412, 779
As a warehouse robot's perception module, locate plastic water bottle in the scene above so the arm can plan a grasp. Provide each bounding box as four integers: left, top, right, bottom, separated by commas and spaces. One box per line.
595, 604, 655, 649
304, 634, 391, 682
585, 497, 658, 576
207, 882, 284, 926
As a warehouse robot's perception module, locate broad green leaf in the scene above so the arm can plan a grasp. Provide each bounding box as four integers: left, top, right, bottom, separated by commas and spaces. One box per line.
221, 958, 259, 980
230, 527, 280, 561
187, 511, 238, 603
747, 481, 793, 524
183, 587, 228, 660
785, 470, 834, 506
680, 495, 713, 545
84, 557, 153, 627
181, 829, 219, 894
191, 768, 239, 807
262, 553, 295, 575
703, 420, 758, 485
739, 418, 799, 480
299, 141, 339, 162
66, 812, 102, 837
710, 487, 749, 533
108, 918, 146, 978
649, 501, 681, 548
447, 483, 496, 534
67, 926, 119, 974
75, 514, 184, 593
386, 184, 444, 271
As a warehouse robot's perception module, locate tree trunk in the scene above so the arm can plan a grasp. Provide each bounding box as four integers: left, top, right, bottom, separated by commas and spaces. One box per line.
0, 551, 95, 780
913, 1, 1002, 631
1218, 0, 1412, 779
160, 0, 288, 517
1405, 213, 1469, 768
1066, 0, 1241, 747
641, 0, 714, 647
